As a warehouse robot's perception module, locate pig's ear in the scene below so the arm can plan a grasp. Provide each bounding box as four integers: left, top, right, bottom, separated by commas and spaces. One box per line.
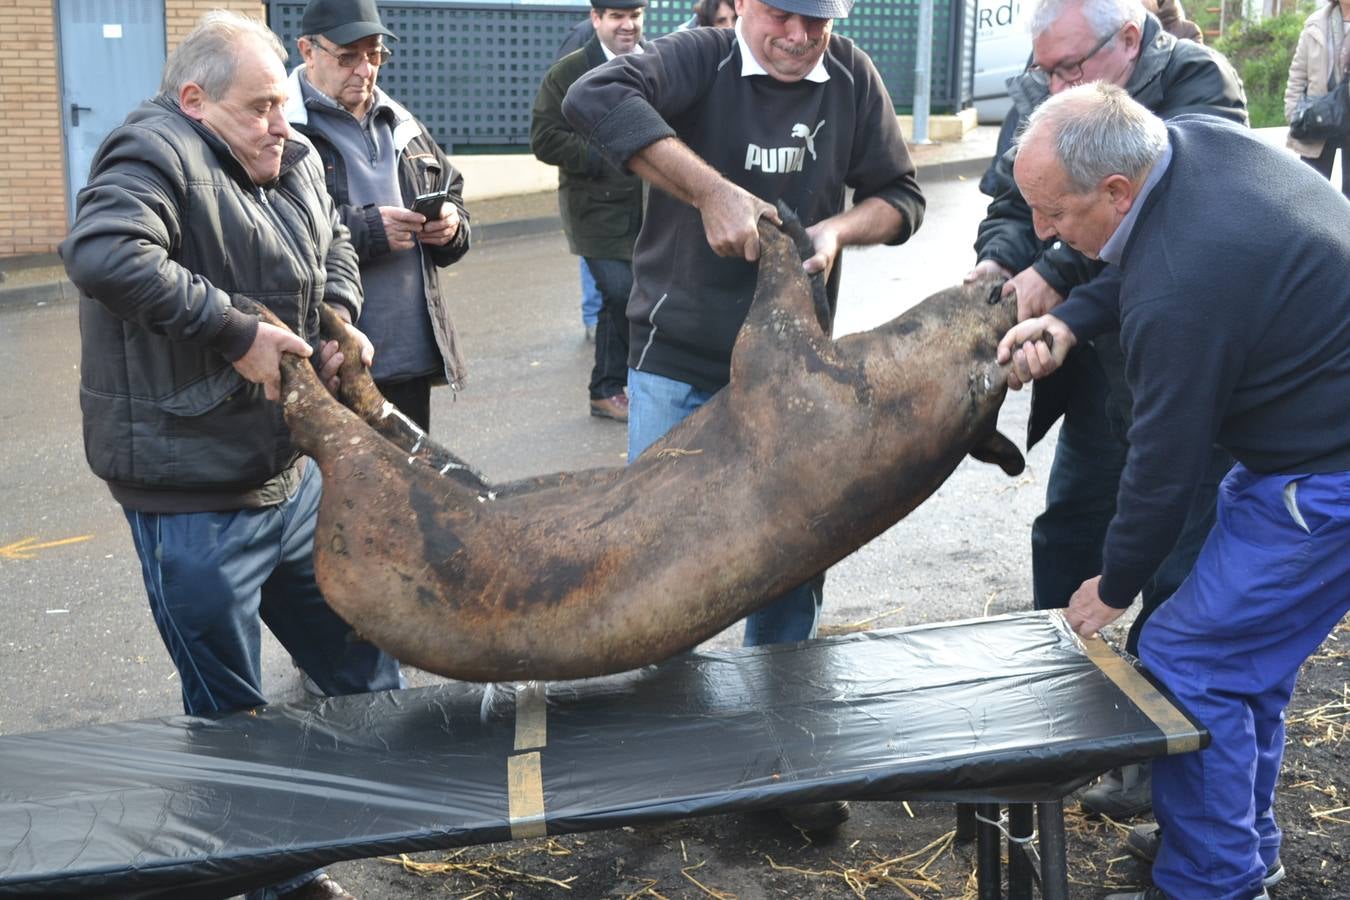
968, 429, 1025, 476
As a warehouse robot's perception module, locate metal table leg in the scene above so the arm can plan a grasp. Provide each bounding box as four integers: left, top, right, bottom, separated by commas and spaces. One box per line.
956, 802, 977, 843
1037, 800, 1069, 900
976, 802, 1002, 900
1008, 803, 1035, 900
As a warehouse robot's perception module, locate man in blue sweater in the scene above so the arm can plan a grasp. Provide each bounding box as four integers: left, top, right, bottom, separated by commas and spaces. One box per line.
970, 0, 1247, 819
998, 83, 1350, 900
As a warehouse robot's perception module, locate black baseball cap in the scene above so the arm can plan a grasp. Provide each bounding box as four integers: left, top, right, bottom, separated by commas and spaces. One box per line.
760, 0, 852, 18
300, 0, 399, 45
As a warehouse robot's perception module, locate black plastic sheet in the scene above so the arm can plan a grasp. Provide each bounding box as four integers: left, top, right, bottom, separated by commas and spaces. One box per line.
0, 611, 1205, 898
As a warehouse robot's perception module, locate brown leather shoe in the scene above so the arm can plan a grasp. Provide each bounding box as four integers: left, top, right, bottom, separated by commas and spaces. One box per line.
589, 393, 629, 422
779, 799, 850, 833
281, 874, 355, 900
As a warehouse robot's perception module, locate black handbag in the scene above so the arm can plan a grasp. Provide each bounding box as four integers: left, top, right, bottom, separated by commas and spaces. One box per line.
1290, 80, 1350, 141
1290, 35, 1350, 142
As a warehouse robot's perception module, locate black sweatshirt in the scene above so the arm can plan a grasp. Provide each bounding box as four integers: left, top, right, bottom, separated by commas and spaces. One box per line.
563, 27, 925, 391
1055, 116, 1350, 608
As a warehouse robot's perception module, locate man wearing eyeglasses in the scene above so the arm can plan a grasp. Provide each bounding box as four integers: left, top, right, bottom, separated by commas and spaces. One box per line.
287, 0, 472, 432
963, 0, 1245, 821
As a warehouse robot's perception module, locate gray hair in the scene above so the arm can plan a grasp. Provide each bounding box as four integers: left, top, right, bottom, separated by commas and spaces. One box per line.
1029, 0, 1146, 40
1016, 82, 1167, 192
160, 10, 287, 99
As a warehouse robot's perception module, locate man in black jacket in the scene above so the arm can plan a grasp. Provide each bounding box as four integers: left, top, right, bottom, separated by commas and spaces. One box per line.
532, 0, 648, 422
965, 0, 1246, 818
61, 11, 397, 899
288, 0, 472, 431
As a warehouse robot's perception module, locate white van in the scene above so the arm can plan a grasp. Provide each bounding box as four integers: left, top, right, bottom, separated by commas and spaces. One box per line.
973, 0, 1033, 123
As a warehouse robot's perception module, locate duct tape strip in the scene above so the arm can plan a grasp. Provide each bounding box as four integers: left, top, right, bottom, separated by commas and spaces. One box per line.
507, 751, 547, 839
1077, 629, 1204, 755
514, 681, 547, 751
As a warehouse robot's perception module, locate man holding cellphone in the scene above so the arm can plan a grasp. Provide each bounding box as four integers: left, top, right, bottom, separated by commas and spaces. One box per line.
287, 0, 472, 430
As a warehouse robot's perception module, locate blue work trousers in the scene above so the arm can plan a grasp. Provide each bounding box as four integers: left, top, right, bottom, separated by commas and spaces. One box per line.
1032, 348, 1230, 654
124, 463, 403, 716
626, 367, 823, 646
1141, 465, 1350, 900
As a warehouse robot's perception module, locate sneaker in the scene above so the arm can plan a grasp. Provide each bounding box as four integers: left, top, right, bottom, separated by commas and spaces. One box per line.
280, 873, 356, 899
1106, 891, 1268, 900
1080, 761, 1152, 818
778, 799, 850, 833
1126, 822, 1285, 888
589, 393, 629, 422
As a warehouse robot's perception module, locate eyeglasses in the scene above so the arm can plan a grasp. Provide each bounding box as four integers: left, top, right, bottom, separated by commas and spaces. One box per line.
1028, 29, 1117, 85
311, 39, 391, 69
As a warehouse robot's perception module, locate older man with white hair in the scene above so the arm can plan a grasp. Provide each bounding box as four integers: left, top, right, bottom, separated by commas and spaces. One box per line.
998, 82, 1350, 900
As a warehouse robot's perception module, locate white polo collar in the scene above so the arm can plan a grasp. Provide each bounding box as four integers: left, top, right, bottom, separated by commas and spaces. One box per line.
736, 17, 829, 82
601, 40, 646, 61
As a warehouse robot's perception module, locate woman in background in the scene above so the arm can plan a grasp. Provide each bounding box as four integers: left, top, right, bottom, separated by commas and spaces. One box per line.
694, 0, 736, 28
1286, 0, 1350, 197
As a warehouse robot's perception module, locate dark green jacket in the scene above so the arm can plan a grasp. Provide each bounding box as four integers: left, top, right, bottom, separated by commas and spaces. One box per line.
530, 36, 643, 261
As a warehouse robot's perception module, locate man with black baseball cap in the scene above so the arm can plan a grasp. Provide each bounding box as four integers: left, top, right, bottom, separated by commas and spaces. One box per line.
563, 0, 925, 832
287, 0, 472, 433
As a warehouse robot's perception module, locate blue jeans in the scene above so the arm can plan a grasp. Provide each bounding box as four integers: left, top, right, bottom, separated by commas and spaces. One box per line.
125, 463, 403, 899
1032, 347, 1229, 655
584, 257, 631, 400
1141, 465, 1350, 900
580, 258, 601, 327
627, 368, 823, 646
124, 462, 403, 714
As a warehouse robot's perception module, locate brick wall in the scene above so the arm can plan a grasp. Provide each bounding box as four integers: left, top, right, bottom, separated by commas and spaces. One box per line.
0, 0, 264, 259
166, 0, 265, 47
0, 0, 67, 258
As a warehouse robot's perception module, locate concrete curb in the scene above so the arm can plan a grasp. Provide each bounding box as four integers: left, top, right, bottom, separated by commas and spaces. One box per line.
0, 278, 79, 312
916, 154, 994, 183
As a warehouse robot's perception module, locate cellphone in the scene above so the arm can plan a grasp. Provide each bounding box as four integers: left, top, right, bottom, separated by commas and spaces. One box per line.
410, 190, 448, 220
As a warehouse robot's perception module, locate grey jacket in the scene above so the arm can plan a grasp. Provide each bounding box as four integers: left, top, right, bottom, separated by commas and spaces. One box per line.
975, 15, 1247, 294
62, 95, 362, 511
286, 68, 471, 388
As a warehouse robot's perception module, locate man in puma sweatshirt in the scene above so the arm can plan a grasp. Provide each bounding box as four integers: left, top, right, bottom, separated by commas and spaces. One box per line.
562, 0, 924, 648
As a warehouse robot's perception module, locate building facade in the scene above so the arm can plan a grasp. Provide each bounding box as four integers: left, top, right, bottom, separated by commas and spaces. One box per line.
1, 0, 262, 259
